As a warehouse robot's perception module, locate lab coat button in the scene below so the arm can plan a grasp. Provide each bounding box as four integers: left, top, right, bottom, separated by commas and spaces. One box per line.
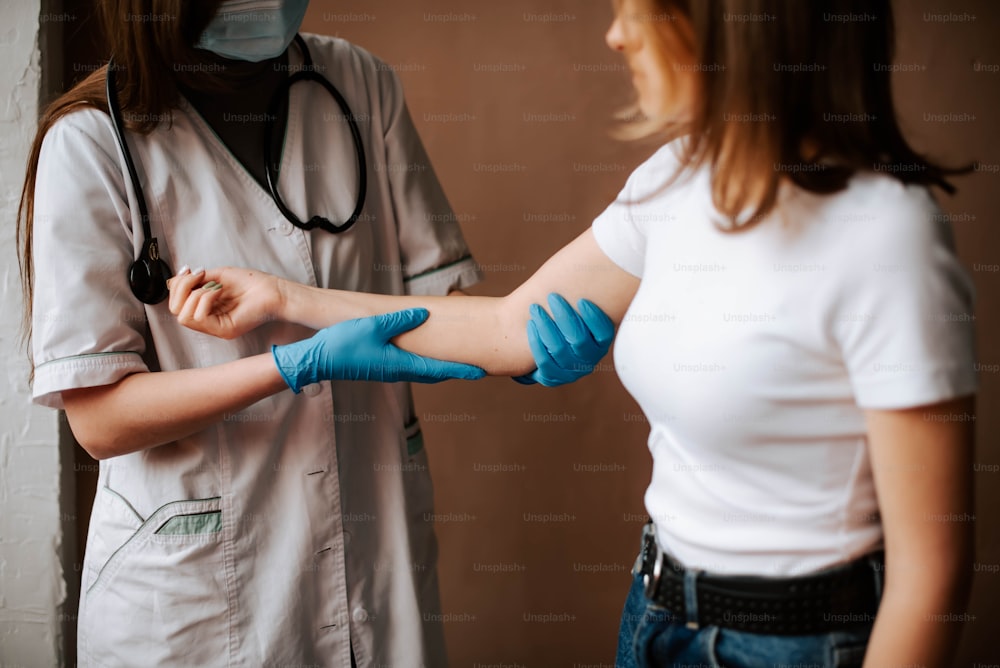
352, 608, 369, 623
278, 221, 294, 236
343, 530, 352, 546
303, 383, 322, 397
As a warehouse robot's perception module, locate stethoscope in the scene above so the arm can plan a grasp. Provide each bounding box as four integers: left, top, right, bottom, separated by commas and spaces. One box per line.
106, 34, 368, 304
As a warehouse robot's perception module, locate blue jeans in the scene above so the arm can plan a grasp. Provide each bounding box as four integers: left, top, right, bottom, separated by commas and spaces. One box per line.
616, 572, 874, 668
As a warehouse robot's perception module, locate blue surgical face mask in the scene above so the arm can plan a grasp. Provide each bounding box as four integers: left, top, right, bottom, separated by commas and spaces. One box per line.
196, 0, 310, 62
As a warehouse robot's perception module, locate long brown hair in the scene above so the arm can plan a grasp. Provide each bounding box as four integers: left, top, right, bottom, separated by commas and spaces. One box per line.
621, 0, 967, 228
16, 0, 224, 367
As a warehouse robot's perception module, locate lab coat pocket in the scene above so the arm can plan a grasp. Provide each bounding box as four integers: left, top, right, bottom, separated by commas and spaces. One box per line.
81, 494, 229, 667
405, 418, 425, 457
82, 486, 144, 594
401, 420, 435, 529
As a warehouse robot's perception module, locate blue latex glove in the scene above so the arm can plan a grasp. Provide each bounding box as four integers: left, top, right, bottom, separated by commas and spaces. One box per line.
272, 308, 486, 392
514, 293, 616, 387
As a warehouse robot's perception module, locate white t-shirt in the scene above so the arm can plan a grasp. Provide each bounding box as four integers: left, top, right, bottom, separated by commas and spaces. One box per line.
593, 142, 978, 576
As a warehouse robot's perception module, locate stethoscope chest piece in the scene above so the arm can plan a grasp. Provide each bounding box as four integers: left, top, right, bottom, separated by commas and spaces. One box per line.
128, 238, 172, 305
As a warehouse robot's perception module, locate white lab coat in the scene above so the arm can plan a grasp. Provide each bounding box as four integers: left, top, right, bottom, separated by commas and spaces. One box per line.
32, 33, 481, 668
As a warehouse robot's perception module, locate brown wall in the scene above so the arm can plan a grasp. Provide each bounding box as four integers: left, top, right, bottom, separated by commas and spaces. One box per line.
61, 0, 998, 665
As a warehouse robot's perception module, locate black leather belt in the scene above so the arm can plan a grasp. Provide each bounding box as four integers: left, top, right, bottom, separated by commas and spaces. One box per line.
636, 522, 883, 635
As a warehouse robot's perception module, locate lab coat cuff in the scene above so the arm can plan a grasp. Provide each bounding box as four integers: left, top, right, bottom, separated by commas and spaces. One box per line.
404, 255, 483, 296
32, 352, 149, 409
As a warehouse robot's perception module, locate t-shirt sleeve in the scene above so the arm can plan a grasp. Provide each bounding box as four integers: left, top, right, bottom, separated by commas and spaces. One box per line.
591, 143, 681, 278
833, 188, 978, 410
31, 112, 151, 409
377, 65, 482, 296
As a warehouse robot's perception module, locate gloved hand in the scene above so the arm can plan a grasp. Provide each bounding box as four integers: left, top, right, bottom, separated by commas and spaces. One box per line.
272, 308, 486, 392
514, 294, 616, 387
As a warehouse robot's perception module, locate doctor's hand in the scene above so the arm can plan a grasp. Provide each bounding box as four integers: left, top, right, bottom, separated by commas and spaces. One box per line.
272, 309, 486, 390
168, 266, 284, 340
514, 294, 616, 387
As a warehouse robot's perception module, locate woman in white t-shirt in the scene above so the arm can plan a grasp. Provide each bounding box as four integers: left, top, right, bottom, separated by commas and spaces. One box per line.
169, 0, 978, 665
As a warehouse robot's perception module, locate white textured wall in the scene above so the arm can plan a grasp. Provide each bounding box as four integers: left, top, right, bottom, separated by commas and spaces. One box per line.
0, 1, 67, 665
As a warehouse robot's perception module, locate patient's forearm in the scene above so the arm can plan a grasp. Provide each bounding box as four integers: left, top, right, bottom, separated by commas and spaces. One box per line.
279, 230, 639, 376
283, 285, 535, 376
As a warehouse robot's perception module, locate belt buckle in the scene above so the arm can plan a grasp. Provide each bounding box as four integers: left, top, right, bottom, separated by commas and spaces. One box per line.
643, 550, 664, 600
640, 523, 664, 600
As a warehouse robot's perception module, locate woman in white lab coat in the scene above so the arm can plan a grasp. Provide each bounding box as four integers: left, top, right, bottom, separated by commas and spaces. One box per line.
17, 1, 608, 665
171, 0, 980, 666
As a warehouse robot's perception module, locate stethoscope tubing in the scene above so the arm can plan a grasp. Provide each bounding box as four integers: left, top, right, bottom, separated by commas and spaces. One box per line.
105, 34, 369, 303
264, 35, 367, 234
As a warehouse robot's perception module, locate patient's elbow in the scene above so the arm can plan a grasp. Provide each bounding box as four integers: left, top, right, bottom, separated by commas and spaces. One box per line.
497, 294, 538, 376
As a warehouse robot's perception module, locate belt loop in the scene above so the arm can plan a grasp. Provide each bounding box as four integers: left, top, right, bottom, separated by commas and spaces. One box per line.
683, 568, 702, 630
868, 553, 884, 602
